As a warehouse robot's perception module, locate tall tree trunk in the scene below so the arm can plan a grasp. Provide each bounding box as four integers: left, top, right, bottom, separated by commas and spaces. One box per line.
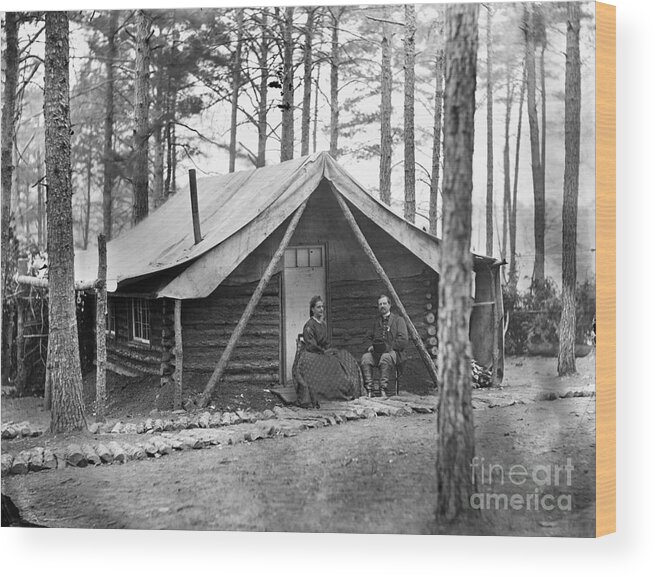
83, 147, 92, 250
256, 8, 269, 167
102, 10, 117, 240
502, 66, 514, 265
312, 64, 321, 153
1, 12, 19, 295
300, 8, 315, 156
379, 9, 392, 205
44, 11, 86, 433
541, 42, 547, 197
133, 9, 151, 225
403, 4, 416, 223
329, 7, 343, 158
558, 3, 581, 376
485, 6, 494, 256
436, 3, 479, 524
37, 148, 44, 247
525, 5, 545, 285
229, 8, 244, 172
429, 14, 445, 236
509, 62, 526, 291
280, 6, 295, 162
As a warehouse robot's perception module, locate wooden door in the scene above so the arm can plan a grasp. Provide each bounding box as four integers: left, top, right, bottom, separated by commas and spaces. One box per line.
283, 245, 326, 383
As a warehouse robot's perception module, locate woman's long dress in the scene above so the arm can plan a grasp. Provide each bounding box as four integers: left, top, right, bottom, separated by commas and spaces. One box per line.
293, 317, 362, 407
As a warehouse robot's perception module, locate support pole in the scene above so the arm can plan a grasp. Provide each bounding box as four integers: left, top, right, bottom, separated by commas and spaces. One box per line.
198, 200, 309, 407
16, 290, 25, 393
331, 188, 440, 388
95, 234, 107, 421
173, 298, 183, 410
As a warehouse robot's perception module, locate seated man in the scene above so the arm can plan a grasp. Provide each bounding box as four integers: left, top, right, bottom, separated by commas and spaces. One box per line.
361, 294, 408, 398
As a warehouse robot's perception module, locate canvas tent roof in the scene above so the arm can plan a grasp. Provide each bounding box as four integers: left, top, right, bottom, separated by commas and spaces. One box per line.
75, 151, 496, 299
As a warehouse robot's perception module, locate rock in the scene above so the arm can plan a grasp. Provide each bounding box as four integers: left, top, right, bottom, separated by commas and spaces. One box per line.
153, 419, 164, 433
209, 412, 223, 428
110, 422, 124, 434
27, 447, 45, 471
163, 420, 177, 432
88, 422, 100, 434
136, 422, 145, 434
262, 409, 276, 420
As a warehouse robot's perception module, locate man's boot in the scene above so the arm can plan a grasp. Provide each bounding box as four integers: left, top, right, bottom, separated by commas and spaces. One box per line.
361, 364, 373, 398
379, 362, 391, 399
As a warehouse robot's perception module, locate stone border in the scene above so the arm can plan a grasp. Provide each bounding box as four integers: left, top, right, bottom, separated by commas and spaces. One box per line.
2, 395, 437, 477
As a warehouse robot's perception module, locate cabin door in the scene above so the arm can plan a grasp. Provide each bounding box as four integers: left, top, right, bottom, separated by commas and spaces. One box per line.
283, 245, 326, 384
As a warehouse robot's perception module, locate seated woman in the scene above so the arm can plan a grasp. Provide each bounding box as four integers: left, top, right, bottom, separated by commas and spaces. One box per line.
293, 295, 362, 408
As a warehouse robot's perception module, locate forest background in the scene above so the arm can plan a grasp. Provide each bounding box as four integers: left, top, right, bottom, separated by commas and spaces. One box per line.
5, 1, 596, 290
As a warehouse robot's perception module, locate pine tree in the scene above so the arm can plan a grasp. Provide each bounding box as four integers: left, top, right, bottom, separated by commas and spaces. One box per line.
558, 3, 582, 375
44, 11, 86, 433
436, 2, 479, 523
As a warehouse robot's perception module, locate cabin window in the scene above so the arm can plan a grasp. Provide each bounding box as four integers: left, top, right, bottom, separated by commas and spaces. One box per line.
131, 298, 151, 344
106, 300, 116, 338
284, 246, 323, 269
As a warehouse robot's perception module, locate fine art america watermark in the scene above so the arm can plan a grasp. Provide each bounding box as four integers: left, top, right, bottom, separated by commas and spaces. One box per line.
470, 457, 574, 512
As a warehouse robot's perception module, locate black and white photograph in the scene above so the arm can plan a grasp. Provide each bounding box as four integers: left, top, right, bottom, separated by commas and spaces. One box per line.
1, 0, 603, 540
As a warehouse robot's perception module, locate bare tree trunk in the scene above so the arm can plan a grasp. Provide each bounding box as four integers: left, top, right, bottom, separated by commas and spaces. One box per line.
133, 9, 151, 225
37, 147, 44, 247
153, 119, 164, 206
524, 5, 545, 285
95, 234, 107, 420
300, 8, 315, 156
509, 62, 526, 291
541, 43, 547, 197
83, 148, 92, 249
102, 10, 117, 240
380, 8, 393, 205
558, 4, 581, 376
280, 6, 295, 162
403, 4, 416, 223
256, 8, 269, 167
485, 6, 494, 256
312, 64, 321, 153
329, 7, 344, 158
44, 11, 86, 433
502, 67, 514, 264
436, 3, 479, 524
429, 13, 444, 236
1, 12, 19, 294
229, 8, 244, 172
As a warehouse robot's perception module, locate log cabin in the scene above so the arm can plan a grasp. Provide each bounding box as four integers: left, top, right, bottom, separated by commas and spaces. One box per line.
75, 152, 504, 407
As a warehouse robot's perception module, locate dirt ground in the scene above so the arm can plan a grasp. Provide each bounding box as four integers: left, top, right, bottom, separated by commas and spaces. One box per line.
1, 354, 596, 536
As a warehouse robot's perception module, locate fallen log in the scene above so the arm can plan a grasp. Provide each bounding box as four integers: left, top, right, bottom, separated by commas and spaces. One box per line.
11, 452, 29, 475
1, 453, 14, 475
66, 444, 87, 467
107, 441, 127, 464
125, 443, 146, 461
42, 448, 57, 470
28, 447, 45, 471
95, 443, 113, 464
81, 444, 101, 466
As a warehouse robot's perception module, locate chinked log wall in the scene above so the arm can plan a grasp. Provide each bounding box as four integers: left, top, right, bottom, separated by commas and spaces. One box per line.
106, 296, 166, 376
180, 279, 281, 391
330, 271, 438, 380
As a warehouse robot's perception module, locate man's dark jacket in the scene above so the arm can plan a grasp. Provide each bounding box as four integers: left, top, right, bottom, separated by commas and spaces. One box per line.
367, 311, 409, 362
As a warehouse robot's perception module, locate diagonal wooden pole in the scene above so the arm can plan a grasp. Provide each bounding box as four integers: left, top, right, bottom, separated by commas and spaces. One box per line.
331, 188, 440, 388
199, 200, 309, 408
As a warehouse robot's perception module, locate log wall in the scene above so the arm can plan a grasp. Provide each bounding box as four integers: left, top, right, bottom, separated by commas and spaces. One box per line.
105, 296, 166, 375
180, 277, 281, 391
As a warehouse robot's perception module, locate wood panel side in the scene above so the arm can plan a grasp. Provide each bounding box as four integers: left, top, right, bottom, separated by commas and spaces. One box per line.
595, 1, 616, 538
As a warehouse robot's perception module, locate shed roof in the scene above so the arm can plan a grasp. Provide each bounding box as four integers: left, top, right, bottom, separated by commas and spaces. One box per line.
75, 152, 496, 298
